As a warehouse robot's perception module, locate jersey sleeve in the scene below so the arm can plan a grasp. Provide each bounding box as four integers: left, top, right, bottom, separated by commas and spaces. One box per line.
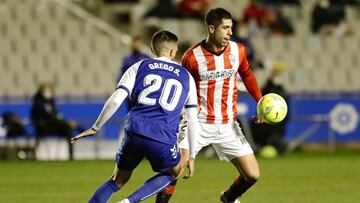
92, 88, 128, 130
237, 44, 263, 102
185, 73, 198, 109
185, 73, 199, 159
116, 60, 142, 96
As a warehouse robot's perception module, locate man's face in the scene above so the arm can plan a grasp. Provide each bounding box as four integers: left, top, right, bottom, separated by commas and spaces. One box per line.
212, 19, 233, 48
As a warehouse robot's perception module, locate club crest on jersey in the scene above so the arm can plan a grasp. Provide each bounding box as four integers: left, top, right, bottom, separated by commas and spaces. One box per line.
229, 54, 235, 66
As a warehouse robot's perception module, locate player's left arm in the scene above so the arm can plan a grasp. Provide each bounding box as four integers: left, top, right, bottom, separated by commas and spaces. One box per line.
71, 62, 141, 143
237, 45, 263, 124
70, 88, 128, 143
237, 45, 262, 102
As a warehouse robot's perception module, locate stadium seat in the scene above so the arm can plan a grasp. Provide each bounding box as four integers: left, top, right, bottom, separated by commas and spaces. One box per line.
44, 23, 64, 38
333, 53, 357, 69
46, 55, 66, 72
0, 38, 14, 55
0, 70, 16, 95
53, 38, 73, 54
251, 37, 267, 58
179, 19, 205, 45
33, 70, 56, 86
13, 4, 35, 23
285, 36, 304, 55
92, 36, 114, 54
268, 37, 287, 53
63, 21, 84, 39
342, 37, 360, 53
290, 69, 312, 92
348, 69, 360, 91
322, 37, 342, 54
23, 22, 46, 39
317, 53, 336, 69
329, 69, 350, 92
3, 23, 25, 39
71, 38, 92, 54
14, 72, 36, 96
33, 38, 55, 54
84, 55, 105, 71
25, 55, 46, 72
6, 55, 25, 73
65, 55, 86, 71
310, 69, 331, 92
14, 38, 35, 54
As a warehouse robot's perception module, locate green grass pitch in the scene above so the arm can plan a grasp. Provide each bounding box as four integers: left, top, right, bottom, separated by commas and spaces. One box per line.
1, 152, 359, 203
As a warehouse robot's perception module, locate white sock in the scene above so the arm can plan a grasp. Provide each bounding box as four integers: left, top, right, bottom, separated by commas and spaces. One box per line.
117, 198, 130, 203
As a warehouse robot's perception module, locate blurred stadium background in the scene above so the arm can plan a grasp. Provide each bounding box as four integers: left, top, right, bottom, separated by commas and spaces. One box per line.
1, 0, 359, 160
0, 0, 360, 202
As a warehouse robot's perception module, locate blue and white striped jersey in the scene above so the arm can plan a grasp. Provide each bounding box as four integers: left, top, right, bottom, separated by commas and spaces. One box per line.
117, 57, 197, 144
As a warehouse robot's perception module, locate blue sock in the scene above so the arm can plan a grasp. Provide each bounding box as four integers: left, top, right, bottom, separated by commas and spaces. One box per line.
88, 179, 120, 203
127, 173, 175, 203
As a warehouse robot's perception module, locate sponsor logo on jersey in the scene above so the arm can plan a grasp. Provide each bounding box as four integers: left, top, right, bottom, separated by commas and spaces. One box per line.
200, 69, 235, 81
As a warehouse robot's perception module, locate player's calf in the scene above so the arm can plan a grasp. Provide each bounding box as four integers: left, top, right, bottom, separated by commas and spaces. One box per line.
155, 179, 177, 203
222, 173, 259, 202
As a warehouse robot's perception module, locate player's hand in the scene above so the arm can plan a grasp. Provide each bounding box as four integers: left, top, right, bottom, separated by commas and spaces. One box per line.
70, 128, 97, 143
183, 158, 195, 179
252, 115, 263, 124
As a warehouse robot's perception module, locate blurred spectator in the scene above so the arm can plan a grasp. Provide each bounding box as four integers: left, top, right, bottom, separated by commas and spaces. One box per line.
31, 83, 83, 160
311, 0, 352, 36
118, 36, 151, 112
242, 0, 293, 37
176, 0, 211, 19
1, 112, 26, 138
231, 20, 264, 69
103, 0, 139, 3
242, 0, 270, 37
118, 36, 151, 80
261, 0, 300, 5
266, 9, 294, 36
251, 62, 289, 154
143, 0, 178, 19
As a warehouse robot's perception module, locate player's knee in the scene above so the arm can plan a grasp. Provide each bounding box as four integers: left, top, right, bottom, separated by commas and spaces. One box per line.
112, 171, 132, 188
243, 170, 260, 183
171, 167, 182, 178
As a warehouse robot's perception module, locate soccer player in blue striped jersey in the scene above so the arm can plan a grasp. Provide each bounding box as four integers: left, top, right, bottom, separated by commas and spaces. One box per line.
71, 30, 199, 203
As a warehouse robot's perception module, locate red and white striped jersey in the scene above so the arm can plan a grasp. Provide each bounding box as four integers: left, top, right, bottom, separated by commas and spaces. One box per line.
181, 40, 262, 124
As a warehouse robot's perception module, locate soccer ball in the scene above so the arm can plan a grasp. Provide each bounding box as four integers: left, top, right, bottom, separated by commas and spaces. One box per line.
257, 93, 287, 124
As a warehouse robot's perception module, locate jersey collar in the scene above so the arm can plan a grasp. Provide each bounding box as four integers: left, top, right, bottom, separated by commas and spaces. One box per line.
154, 56, 178, 65
201, 40, 229, 56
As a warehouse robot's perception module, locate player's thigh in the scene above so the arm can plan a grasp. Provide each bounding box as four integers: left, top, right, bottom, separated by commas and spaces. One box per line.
196, 122, 219, 149
144, 139, 181, 174
112, 164, 133, 187
178, 122, 214, 156
115, 131, 144, 171
213, 122, 253, 160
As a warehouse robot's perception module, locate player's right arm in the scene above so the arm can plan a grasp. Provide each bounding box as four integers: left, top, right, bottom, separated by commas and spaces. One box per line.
183, 73, 199, 179
71, 61, 142, 143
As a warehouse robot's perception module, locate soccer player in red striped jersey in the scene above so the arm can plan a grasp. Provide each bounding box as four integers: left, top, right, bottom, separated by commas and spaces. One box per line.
156, 8, 263, 203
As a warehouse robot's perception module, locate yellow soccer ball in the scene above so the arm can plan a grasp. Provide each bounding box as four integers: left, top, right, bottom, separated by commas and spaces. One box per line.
257, 93, 288, 124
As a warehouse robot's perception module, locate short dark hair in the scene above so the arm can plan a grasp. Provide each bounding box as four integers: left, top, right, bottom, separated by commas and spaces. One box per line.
151, 30, 178, 56
205, 7, 232, 27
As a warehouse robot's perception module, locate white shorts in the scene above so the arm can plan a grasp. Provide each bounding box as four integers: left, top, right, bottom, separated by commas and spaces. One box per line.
179, 121, 253, 161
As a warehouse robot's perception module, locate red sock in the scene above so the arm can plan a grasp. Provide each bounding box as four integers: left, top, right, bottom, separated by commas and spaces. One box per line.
225, 175, 254, 202
155, 179, 177, 203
